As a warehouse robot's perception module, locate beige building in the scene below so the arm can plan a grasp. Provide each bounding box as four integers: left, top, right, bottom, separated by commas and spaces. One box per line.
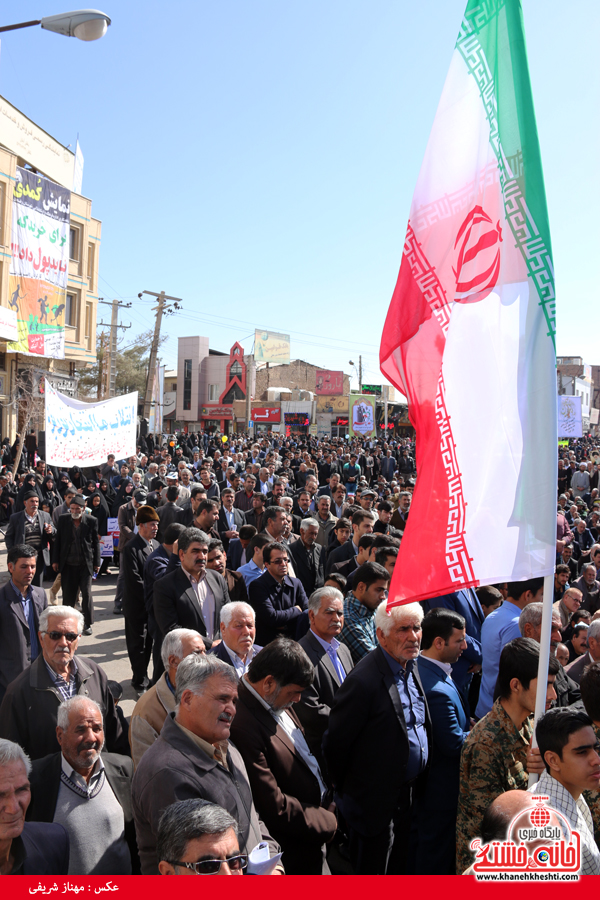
0, 95, 101, 438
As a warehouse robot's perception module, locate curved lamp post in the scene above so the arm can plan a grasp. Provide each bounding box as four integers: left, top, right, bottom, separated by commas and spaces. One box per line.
0, 9, 111, 41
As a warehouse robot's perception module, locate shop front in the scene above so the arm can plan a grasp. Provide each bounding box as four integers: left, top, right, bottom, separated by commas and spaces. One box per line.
200, 405, 233, 435
251, 406, 281, 434
331, 415, 349, 439
284, 411, 310, 438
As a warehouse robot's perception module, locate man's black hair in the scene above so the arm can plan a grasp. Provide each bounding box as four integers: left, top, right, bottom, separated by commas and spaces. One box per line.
166, 485, 179, 502
7, 544, 37, 565
506, 578, 544, 602
324, 572, 347, 592
263, 541, 287, 566
354, 561, 390, 592
163, 522, 185, 545
247, 637, 314, 690
495, 637, 559, 699
375, 546, 398, 567
536, 707, 595, 773
247, 533, 273, 557
421, 608, 466, 650
264, 505, 285, 525
357, 533, 376, 552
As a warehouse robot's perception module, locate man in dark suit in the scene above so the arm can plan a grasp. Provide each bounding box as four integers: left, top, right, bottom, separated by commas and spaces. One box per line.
156, 485, 183, 542
296, 586, 353, 771
27, 696, 138, 874
0, 545, 47, 705
52, 494, 100, 635
122, 505, 160, 692
225, 525, 256, 570
421, 587, 484, 705
566, 619, 600, 683
247, 542, 308, 646
206, 539, 248, 604
153, 526, 231, 652
323, 600, 431, 874
0, 739, 69, 875
230, 639, 337, 874
217, 487, 246, 551
288, 518, 325, 596
414, 608, 470, 874
5, 492, 55, 586
244, 492, 266, 532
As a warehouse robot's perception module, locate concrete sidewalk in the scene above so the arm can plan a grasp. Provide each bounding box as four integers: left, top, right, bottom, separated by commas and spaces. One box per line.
0, 536, 145, 717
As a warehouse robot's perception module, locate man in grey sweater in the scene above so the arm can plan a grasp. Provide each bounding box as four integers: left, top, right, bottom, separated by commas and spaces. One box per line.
27, 696, 137, 874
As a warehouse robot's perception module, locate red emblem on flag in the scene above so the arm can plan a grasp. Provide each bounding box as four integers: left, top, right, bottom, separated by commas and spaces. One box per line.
453, 205, 502, 303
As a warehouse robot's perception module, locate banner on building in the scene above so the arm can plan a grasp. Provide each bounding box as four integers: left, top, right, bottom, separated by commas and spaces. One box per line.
251, 407, 281, 423
558, 395, 583, 438
8, 167, 69, 359
45, 382, 138, 466
317, 395, 348, 413
380, 0, 556, 605
315, 370, 344, 395
349, 393, 376, 439
254, 330, 290, 364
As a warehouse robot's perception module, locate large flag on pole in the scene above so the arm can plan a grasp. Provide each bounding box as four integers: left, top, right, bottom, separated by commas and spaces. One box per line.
380, 0, 557, 606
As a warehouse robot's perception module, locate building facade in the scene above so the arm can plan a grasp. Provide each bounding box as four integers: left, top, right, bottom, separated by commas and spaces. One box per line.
0, 95, 101, 439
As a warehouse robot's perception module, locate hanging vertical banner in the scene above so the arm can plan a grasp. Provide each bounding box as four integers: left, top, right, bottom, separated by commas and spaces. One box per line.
148, 364, 164, 435
8, 167, 69, 359
349, 393, 376, 439
557, 395, 582, 438
380, 0, 556, 604
45, 382, 138, 466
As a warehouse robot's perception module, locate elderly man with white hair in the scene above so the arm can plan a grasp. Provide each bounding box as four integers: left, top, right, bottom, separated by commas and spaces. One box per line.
0, 606, 127, 761
0, 738, 69, 875
210, 602, 261, 677
27, 696, 137, 874
323, 600, 432, 875
129, 628, 206, 768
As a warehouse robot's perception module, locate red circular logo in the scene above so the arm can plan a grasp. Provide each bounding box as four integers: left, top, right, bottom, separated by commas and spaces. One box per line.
530, 805, 551, 828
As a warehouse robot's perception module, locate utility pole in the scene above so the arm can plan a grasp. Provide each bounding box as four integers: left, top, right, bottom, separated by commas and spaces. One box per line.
359, 355, 362, 389
98, 299, 131, 398
139, 290, 182, 421
245, 354, 255, 434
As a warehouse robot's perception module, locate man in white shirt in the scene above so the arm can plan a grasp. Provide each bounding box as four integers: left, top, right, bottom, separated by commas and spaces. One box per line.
531, 707, 600, 876
211, 602, 261, 677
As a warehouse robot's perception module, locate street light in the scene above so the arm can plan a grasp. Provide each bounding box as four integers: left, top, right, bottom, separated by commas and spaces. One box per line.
0, 9, 111, 41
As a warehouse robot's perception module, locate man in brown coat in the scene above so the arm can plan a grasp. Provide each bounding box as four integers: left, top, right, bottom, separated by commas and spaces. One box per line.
229, 638, 337, 874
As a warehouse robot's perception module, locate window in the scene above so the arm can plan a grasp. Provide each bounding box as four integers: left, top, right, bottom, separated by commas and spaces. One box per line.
85, 302, 93, 351
87, 242, 95, 287
69, 226, 80, 261
183, 359, 192, 410
0, 352, 6, 371
0, 181, 6, 246
208, 384, 219, 401
65, 292, 79, 328
230, 361, 242, 376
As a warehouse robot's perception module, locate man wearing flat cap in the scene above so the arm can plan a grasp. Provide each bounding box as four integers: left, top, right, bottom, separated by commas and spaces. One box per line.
123, 504, 160, 692
52, 494, 100, 635
5, 491, 55, 587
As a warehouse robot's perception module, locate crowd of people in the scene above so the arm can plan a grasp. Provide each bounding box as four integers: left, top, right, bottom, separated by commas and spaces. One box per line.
0, 430, 599, 876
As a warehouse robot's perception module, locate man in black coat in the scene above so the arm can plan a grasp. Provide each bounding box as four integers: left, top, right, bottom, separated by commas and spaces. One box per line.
52, 494, 100, 634
27, 696, 139, 874
247, 542, 308, 646
153, 527, 231, 652
296, 586, 353, 772
0, 739, 69, 875
122, 505, 160, 692
325, 509, 374, 576
217, 487, 246, 551
288, 518, 325, 596
5, 492, 55, 586
323, 601, 431, 875
0, 544, 47, 705
0, 606, 128, 761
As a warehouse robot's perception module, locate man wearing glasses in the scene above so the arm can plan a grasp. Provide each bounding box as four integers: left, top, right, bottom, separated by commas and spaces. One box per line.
247, 542, 308, 646
0, 606, 128, 761
157, 799, 247, 876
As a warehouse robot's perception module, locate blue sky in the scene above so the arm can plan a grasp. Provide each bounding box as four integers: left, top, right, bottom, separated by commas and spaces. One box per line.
1, 1, 598, 389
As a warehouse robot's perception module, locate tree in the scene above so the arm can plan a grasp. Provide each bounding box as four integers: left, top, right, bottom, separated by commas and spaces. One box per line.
76, 330, 167, 401
0, 367, 45, 476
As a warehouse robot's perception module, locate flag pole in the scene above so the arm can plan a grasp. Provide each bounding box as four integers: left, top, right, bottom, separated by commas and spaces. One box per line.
527, 555, 556, 788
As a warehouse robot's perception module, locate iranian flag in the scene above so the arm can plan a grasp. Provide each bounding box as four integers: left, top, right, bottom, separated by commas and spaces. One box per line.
380, 0, 557, 606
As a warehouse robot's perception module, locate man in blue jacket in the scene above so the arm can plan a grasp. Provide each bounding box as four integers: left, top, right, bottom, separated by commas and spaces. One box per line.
415, 608, 470, 874
421, 588, 483, 705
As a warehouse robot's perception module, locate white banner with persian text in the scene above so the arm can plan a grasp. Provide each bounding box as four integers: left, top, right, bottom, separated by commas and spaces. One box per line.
558, 395, 583, 438
45, 383, 138, 466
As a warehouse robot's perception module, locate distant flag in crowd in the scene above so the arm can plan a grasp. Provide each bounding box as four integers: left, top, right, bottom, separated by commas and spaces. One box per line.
380, 0, 557, 606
